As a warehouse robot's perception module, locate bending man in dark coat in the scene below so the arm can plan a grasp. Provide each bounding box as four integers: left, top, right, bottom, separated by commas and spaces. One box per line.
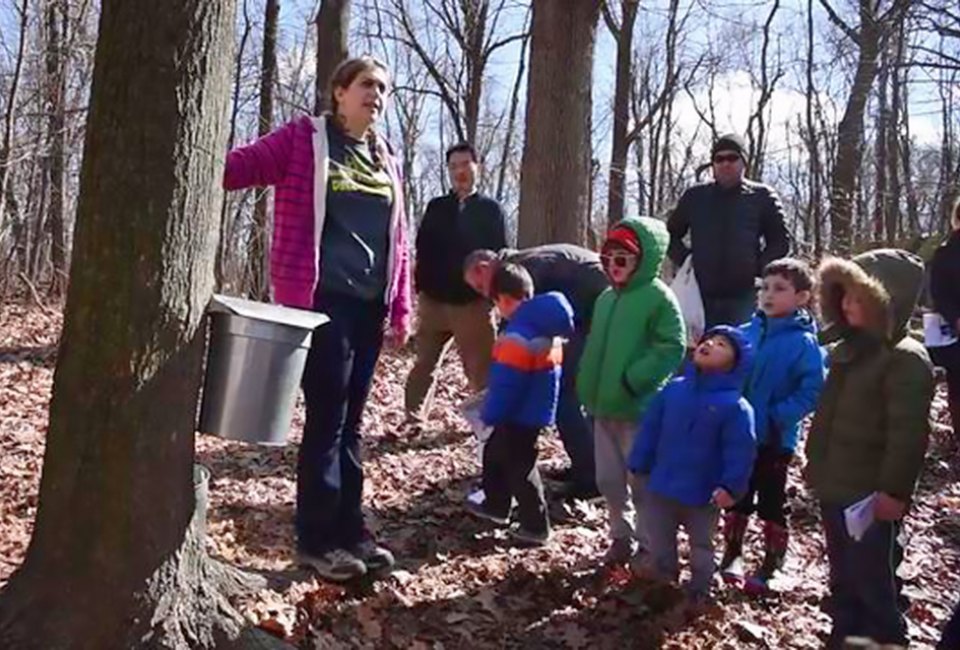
464, 244, 608, 499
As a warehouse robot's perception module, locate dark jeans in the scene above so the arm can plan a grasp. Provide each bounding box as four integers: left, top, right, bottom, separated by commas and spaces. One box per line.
703, 291, 757, 328
732, 445, 793, 526
555, 329, 596, 488
940, 599, 960, 649
483, 423, 548, 534
821, 503, 908, 647
930, 343, 960, 433
296, 292, 386, 554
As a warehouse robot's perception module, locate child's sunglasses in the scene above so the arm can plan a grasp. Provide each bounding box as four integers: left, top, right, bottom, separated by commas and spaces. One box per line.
601, 252, 637, 269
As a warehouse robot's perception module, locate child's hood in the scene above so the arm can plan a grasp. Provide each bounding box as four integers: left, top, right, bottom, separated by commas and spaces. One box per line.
689, 324, 755, 391
611, 217, 669, 289
510, 291, 575, 339
818, 248, 924, 342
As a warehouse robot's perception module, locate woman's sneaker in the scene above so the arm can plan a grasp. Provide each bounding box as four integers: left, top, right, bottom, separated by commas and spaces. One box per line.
297, 548, 366, 582
352, 536, 396, 573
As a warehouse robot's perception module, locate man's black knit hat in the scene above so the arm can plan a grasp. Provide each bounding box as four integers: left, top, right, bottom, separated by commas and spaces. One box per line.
711, 133, 747, 160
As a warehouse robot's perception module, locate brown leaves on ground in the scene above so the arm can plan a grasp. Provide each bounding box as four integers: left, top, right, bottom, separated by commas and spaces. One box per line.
2, 302, 959, 648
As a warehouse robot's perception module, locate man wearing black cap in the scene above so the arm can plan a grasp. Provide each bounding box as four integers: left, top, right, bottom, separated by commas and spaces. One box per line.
667, 133, 789, 327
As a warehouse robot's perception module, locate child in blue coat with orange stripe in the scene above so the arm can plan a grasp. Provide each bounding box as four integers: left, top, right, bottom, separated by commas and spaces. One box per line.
466, 263, 575, 545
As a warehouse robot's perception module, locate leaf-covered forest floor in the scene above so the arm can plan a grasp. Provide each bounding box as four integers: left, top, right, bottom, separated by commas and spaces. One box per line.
2, 302, 959, 648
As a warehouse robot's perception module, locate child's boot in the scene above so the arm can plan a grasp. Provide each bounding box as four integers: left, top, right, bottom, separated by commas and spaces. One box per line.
719, 512, 749, 585
744, 520, 788, 595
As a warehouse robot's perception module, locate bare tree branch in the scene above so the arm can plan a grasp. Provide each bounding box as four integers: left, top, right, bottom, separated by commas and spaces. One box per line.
818, 0, 861, 44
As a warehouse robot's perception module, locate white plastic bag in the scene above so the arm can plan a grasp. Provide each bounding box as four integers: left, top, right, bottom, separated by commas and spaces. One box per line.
670, 256, 705, 345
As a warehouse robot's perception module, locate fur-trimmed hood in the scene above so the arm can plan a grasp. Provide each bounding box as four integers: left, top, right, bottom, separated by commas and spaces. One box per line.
818, 248, 925, 342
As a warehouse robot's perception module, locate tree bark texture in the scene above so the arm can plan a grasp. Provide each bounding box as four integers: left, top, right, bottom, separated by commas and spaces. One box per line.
518, 0, 600, 247
314, 0, 351, 115
0, 0, 264, 647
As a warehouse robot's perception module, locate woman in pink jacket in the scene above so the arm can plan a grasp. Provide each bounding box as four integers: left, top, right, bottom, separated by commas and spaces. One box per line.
223, 56, 411, 582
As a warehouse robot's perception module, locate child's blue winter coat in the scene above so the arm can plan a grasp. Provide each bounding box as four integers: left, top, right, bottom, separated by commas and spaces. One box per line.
628, 325, 757, 507
482, 291, 575, 428
741, 309, 826, 452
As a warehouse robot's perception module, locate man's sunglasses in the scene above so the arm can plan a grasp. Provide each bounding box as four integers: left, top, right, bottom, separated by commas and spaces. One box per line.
713, 153, 740, 164
601, 252, 637, 269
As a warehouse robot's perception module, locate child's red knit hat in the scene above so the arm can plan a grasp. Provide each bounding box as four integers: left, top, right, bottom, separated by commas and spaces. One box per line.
603, 225, 641, 255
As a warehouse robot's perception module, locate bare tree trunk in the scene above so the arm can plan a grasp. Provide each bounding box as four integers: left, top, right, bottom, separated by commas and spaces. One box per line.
46, 0, 69, 296
315, 0, 351, 115
874, 46, 889, 243
899, 62, 920, 236
0, 2, 282, 647
496, 22, 530, 206
518, 0, 600, 246
604, 0, 638, 225
823, 0, 907, 254
216, 0, 252, 292
250, 0, 279, 301
745, 0, 782, 181
886, 25, 903, 244
807, 0, 823, 258
463, 0, 488, 144
0, 0, 28, 237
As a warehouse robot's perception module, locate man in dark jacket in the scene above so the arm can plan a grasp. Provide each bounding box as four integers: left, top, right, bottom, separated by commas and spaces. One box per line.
464, 244, 608, 499
667, 133, 790, 327
405, 142, 507, 422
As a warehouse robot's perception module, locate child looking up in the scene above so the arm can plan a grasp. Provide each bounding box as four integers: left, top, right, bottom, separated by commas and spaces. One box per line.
577, 218, 686, 565
719, 258, 826, 593
628, 327, 756, 602
467, 263, 574, 545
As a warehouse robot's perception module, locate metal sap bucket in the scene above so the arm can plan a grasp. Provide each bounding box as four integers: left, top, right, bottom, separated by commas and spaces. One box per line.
198, 294, 328, 445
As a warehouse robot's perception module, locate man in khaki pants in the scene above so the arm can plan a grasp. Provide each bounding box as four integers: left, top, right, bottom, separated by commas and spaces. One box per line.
404, 142, 507, 423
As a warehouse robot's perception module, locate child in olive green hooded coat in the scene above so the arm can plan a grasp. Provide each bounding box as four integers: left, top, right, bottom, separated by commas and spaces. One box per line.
577, 218, 686, 565
807, 249, 934, 648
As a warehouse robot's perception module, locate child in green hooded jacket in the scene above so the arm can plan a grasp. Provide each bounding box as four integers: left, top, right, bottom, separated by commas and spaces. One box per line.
807, 249, 934, 648
577, 217, 686, 565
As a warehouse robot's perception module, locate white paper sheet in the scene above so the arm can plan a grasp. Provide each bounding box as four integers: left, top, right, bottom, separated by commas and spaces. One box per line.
459, 391, 493, 443
844, 493, 877, 542
924, 312, 958, 348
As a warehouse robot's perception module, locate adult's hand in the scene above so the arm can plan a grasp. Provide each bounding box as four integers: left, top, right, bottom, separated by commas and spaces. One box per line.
874, 492, 907, 521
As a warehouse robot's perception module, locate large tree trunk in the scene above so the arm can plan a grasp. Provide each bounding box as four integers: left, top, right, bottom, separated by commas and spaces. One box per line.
0, 1, 279, 647
518, 0, 600, 247
250, 0, 279, 301
314, 0, 351, 115
604, 0, 638, 226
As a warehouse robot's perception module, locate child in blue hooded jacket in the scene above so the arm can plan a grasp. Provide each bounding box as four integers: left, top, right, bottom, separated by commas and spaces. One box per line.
467, 263, 574, 546
720, 258, 826, 593
628, 325, 756, 600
